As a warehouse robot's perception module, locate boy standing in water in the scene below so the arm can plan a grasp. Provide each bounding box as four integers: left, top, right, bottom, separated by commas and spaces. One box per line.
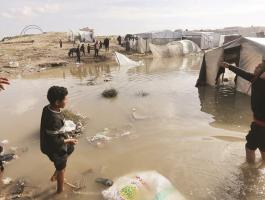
40, 86, 78, 193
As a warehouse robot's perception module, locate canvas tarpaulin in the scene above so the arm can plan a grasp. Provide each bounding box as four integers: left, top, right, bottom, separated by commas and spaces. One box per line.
196, 37, 265, 95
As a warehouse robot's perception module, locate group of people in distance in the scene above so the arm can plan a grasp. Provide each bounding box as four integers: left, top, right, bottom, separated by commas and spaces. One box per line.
64, 37, 110, 63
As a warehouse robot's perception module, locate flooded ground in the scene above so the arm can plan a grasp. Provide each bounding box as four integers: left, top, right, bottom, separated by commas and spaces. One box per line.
1, 56, 264, 200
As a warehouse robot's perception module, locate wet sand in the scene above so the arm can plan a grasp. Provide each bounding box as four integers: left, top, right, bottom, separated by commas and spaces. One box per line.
0, 56, 263, 200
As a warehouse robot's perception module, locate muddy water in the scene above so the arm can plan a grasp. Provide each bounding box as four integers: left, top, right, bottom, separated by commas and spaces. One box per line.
0, 56, 263, 200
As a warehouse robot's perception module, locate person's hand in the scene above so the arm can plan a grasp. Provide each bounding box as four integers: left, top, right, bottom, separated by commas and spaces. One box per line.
220, 62, 230, 68
64, 138, 78, 145
0, 77, 10, 91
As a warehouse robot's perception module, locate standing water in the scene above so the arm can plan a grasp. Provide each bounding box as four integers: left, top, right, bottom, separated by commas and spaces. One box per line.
0, 56, 264, 200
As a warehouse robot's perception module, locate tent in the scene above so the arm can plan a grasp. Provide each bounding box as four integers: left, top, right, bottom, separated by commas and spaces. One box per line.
135, 30, 182, 53
68, 28, 94, 43
219, 34, 241, 46
196, 37, 265, 95
149, 40, 201, 58
182, 31, 220, 50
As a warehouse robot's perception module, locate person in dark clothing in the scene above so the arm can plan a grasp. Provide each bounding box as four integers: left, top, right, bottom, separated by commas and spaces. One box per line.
59, 39, 63, 48
117, 36, 122, 45
99, 41, 103, 49
87, 44, 91, 54
0, 77, 10, 91
40, 86, 78, 193
222, 59, 265, 163
215, 66, 225, 85
125, 40, 130, 52
94, 41, 100, 57
76, 45, 81, 63
103, 38, 110, 51
80, 44, 85, 56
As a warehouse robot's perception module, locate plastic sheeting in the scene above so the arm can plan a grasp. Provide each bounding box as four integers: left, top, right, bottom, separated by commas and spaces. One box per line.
150, 40, 201, 58
102, 171, 185, 200
114, 52, 143, 67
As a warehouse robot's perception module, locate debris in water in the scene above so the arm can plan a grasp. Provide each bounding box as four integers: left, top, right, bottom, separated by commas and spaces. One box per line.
95, 178, 113, 187
102, 88, 118, 98
131, 108, 148, 120
2, 177, 12, 185
1, 140, 9, 145
136, 90, 149, 97
103, 74, 113, 82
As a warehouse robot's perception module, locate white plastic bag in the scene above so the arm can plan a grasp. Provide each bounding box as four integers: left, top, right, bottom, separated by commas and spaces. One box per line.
102, 171, 185, 200
60, 120, 76, 133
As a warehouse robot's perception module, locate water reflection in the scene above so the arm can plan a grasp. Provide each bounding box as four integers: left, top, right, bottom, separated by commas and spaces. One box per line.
69, 64, 113, 80
198, 85, 252, 132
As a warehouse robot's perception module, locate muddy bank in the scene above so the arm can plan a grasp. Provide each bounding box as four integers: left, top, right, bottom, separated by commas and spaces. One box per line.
0, 32, 148, 78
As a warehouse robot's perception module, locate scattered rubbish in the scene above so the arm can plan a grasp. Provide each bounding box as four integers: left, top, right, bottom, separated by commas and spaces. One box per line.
95, 178, 113, 187
131, 108, 148, 120
86, 76, 97, 86
103, 74, 113, 82
11, 179, 26, 198
0, 153, 16, 162
120, 132, 131, 137
3, 61, 19, 68
65, 181, 81, 190
87, 127, 133, 148
102, 171, 186, 200
136, 90, 149, 97
1, 140, 9, 145
87, 134, 112, 144
38, 60, 68, 68
102, 88, 118, 98
2, 177, 12, 185
114, 52, 144, 67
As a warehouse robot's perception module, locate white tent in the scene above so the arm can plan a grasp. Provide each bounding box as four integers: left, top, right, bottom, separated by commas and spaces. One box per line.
68, 28, 94, 43
196, 37, 265, 95
183, 31, 220, 50
149, 40, 201, 58
135, 30, 183, 53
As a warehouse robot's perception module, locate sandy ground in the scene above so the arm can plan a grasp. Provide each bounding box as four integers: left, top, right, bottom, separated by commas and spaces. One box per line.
0, 32, 148, 78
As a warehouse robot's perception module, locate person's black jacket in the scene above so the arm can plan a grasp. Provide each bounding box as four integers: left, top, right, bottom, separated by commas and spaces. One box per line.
229, 65, 265, 121
40, 105, 67, 155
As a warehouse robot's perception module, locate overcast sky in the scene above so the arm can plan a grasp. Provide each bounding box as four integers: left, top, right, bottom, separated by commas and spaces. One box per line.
0, 0, 264, 39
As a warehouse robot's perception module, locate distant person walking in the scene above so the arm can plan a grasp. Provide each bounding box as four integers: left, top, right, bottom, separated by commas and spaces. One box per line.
59, 39, 63, 48
125, 40, 130, 52
87, 44, 91, 54
117, 36, 122, 45
94, 41, 100, 57
222, 56, 265, 163
104, 38, 110, 51
76, 45, 81, 63
80, 44, 85, 56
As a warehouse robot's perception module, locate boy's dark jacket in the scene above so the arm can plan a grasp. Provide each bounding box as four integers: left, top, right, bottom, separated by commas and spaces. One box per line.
40, 105, 67, 155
